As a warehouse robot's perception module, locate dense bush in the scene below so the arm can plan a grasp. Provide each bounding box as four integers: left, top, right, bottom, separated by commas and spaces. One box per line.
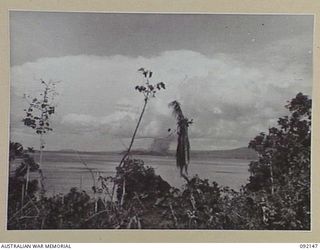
7, 155, 310, 230
245, 93, 311, 230
7, 93, 311, 230
115, 158, 171, 204
7, 142, 40, 229
39, 188, 92, 229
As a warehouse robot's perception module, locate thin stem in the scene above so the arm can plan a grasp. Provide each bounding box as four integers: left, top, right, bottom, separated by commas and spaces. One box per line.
270, 161, 274, 195
169, 203, 178, 227
115, 72, 153, 206
84, 209, 109, 222
116, 94, 148, 207
21, 184, 25, 215
39, 133, 45, 194
120, 178, 126, 206
118, 98, 148, 167
8, 200, 33, 222
25, 165, 30, 195
38, 84, 49, 195
74, 150, 96, 189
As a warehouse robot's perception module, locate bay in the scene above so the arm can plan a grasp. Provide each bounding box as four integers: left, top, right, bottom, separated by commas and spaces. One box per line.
29, 151, 252, 196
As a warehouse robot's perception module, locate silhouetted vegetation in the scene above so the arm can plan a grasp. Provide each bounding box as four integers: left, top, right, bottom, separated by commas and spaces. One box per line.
245, 92, 311, 229
117, 69, 166, 207
169, 101, 193, 178
8, 89, 311, 230
22, 79, 58, 194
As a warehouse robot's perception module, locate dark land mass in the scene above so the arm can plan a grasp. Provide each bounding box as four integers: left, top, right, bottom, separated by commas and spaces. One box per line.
190, 147, 258, 160
40, 146, 258, 160
128, 147, 257, 160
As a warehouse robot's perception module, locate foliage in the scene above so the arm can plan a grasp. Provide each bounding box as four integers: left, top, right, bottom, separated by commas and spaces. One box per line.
22, 80, 58, 137
162, 176, 222, 229
22, 79, 58, 194
7, 93, 311, 230
115, 159, 171, 203
120, 68, 166, 164
246, 92, 311, 229
169, 101, 193, 177
7, 142, 39, 229
135, 68, 166, 98
8, 142, 39, 212
40, 188, 92, 229
117, 69, 166, 206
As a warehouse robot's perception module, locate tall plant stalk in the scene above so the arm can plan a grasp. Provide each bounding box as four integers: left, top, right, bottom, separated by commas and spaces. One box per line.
118, 68, 166, 166
118, 98, 148, 168
116, 68, 166, 205
23, 79, 58, 195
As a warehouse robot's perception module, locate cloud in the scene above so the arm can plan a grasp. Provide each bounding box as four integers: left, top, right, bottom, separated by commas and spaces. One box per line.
10, 42, 312, 150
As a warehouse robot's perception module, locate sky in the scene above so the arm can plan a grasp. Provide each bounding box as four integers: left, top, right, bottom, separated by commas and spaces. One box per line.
9, 12, 314, 151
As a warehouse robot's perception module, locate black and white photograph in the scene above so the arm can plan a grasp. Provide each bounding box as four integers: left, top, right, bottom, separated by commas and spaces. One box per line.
7, 12, 313, 230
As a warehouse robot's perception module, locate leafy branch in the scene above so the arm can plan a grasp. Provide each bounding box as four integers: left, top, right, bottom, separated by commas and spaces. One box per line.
22, 79, 59, 195
116, 68, 166, 206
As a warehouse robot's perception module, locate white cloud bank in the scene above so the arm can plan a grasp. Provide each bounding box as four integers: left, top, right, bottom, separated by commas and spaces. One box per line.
10, 45, 312, 151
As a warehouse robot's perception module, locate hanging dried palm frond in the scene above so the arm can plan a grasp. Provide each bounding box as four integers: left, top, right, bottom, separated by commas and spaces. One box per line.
169, 101, 193, 178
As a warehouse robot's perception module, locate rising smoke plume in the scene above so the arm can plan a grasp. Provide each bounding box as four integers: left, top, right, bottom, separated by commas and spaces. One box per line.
149, 137, 174, 155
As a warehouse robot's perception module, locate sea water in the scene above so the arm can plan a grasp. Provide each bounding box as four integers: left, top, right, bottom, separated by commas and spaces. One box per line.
26, 152, 252, 196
